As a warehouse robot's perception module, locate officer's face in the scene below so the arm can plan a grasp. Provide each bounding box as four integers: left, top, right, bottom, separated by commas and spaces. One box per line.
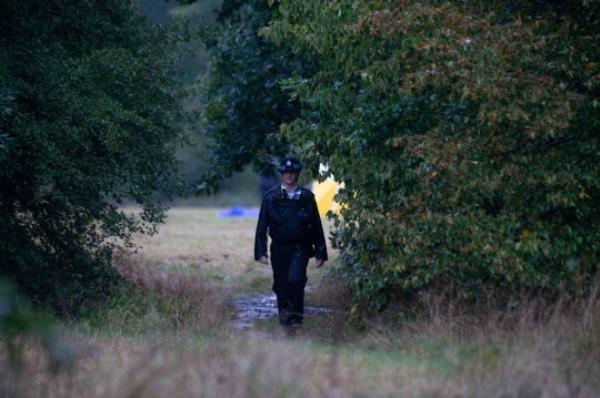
281, 171, 299, 185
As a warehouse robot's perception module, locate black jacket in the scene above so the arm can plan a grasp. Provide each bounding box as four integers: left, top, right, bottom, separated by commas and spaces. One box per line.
254, 186, 328, 261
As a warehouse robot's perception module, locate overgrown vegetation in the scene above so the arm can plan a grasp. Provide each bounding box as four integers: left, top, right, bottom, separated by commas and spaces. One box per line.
1, 208, 599, 397
2, 1, 599, 394
261, 0, 600, 311
0, 0, 190, 313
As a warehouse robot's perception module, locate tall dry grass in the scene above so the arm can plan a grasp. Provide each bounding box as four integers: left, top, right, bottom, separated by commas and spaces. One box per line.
113, 250, 232, 333
3, 271, 598, 397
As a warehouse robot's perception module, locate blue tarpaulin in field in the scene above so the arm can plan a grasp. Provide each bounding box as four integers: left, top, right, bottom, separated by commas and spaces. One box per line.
218, 206, 260, 218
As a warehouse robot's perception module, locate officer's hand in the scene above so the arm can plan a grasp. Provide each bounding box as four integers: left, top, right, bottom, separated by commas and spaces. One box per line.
315, 258, 325, 268
258, 256, 270, 265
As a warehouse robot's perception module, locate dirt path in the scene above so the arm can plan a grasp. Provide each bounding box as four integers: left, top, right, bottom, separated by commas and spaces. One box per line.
231, 287, 339, 330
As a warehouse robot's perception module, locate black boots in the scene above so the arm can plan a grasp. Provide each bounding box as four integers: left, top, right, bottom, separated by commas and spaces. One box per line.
270, 242, 310, 329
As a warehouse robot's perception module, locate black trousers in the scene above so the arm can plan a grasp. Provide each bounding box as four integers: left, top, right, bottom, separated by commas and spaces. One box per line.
270, 240, 311, 325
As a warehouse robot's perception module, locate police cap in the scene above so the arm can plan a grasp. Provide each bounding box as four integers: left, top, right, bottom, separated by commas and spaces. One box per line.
277, 156, 303, 173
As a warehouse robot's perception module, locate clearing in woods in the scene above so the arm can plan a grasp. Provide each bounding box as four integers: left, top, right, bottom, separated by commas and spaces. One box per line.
129, 206, 342, 332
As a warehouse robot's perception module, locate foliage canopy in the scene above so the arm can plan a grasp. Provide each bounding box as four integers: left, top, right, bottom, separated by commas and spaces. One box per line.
197, 0, 315, 191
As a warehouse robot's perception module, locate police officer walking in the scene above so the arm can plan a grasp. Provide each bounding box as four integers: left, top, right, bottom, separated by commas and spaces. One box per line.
254, 156, 328, 332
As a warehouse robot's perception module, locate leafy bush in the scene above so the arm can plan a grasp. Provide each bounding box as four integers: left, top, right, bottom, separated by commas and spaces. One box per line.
0, 0, 188, 313
265, 0, 600, 311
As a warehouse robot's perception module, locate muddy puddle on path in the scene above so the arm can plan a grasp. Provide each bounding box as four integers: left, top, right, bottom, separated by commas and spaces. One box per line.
231, 286, 340, 331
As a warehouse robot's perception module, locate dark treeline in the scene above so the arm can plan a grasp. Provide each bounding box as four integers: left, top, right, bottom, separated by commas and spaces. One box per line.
0, 0, 190, 314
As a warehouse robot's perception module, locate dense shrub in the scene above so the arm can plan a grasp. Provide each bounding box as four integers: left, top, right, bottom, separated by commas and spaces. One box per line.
0, 0, 188, 313
265, 0, 600, 311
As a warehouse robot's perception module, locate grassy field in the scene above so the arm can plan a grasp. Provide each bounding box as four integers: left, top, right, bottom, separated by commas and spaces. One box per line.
3, 207, 599, 397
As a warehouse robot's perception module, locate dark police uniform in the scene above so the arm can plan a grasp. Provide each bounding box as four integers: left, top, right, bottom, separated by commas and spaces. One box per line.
254, 158, 328, 326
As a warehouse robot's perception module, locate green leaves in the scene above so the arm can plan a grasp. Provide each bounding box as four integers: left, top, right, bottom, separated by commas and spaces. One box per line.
197, 0, 316, 190
266, 0, 600, 312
